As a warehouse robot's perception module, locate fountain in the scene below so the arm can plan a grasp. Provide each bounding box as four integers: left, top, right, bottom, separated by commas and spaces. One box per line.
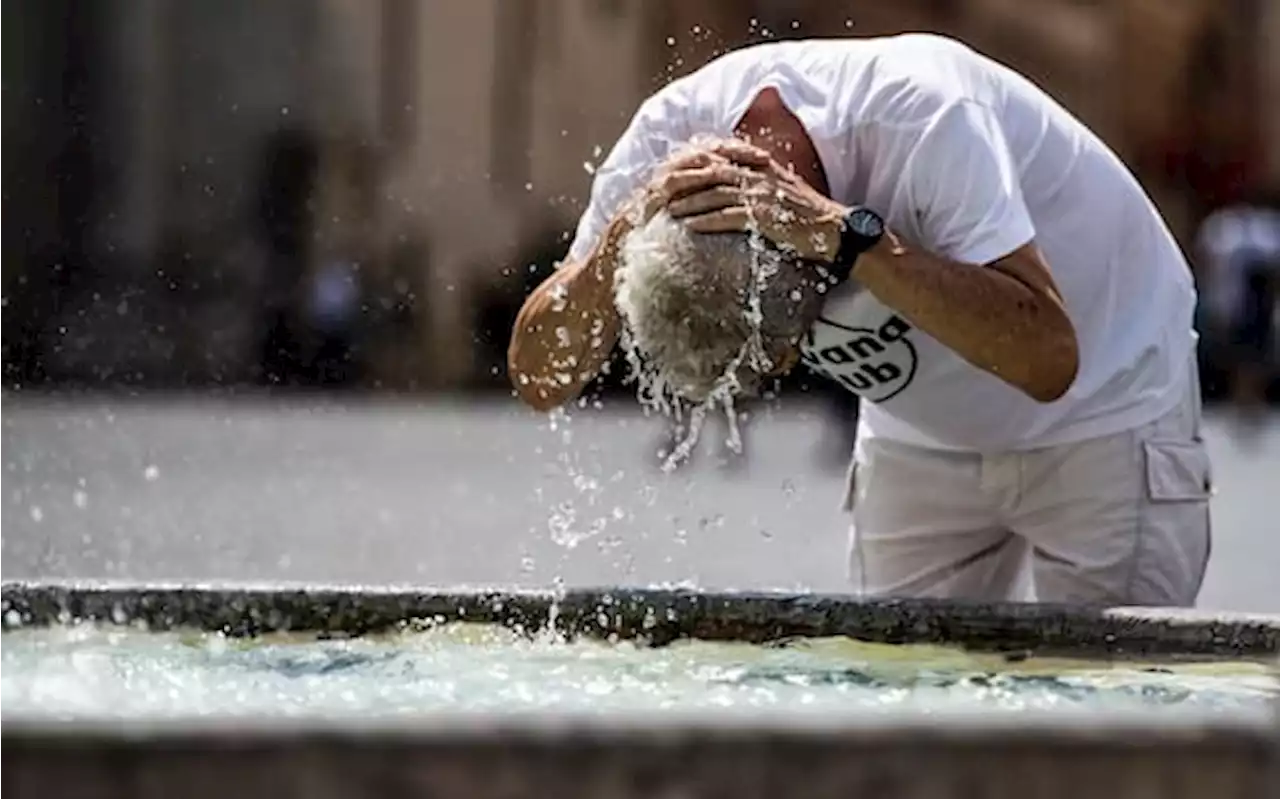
3, 580, 1277, 797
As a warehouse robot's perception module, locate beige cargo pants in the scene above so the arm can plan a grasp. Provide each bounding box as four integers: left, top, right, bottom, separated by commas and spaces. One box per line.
847, 371, 1213, 607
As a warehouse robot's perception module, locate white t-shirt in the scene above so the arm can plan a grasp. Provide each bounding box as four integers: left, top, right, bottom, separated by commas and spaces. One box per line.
568, 34, 1198, 452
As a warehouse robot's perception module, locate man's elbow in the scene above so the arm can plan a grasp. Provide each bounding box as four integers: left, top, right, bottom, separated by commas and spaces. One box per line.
508, 367, 570, 412
1024, 315, 1079, 403
507, 344, 565, 412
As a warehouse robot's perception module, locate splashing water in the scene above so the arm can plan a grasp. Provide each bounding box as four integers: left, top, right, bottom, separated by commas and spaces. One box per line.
538, 409, 650, 591
534, 410, 587, 638
4, 625, 1274, 720
544, 408, 610, 551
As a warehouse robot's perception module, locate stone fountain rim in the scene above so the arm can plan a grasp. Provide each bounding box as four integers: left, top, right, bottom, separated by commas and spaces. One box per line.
4, 706, 1276, 741
4, 580, 1278, 659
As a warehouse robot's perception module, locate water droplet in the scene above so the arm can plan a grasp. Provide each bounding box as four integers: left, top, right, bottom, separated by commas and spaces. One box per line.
549, 283, 569, 311
143, 465, 160, 481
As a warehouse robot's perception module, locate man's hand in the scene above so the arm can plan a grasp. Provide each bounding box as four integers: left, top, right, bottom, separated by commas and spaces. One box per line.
629, 145, 740, 223
660, 140, 848, 262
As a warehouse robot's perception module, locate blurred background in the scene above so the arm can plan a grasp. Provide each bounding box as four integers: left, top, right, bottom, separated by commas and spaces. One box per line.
3, 0, 1279, 610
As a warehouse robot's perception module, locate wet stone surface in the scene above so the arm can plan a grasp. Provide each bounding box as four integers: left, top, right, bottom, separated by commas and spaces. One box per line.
5, 718, 1277, 799
4, 583, 1278, 659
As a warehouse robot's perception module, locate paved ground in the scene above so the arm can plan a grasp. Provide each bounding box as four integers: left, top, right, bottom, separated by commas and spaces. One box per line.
3, 393, 1279, 613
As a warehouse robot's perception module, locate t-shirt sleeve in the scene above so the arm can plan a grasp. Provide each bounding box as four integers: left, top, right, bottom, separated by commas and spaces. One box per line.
566, 103, 676, 264
903, 101, 1036, 265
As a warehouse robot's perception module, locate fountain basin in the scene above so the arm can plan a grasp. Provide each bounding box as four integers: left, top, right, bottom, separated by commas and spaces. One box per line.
3, 581, 1277, 798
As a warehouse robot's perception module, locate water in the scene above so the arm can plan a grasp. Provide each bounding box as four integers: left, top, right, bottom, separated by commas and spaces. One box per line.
3, 624, 1274, 721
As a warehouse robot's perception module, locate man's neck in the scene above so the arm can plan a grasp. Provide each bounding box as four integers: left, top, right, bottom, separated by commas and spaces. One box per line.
734, 91, 830, 196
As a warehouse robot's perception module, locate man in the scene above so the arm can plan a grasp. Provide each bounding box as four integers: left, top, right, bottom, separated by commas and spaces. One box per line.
508, 34, 1211, 607
1196, 191, 1280, 420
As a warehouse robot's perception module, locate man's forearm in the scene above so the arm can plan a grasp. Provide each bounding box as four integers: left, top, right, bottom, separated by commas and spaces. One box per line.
852, 233, 1079, 402
507, 215, 633, 410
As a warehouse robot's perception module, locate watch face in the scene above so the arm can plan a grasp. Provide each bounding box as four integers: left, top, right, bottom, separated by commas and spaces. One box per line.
848, 208, 884, 238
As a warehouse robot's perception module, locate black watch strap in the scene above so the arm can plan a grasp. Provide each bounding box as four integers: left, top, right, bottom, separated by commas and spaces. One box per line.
828, 206, 885, 282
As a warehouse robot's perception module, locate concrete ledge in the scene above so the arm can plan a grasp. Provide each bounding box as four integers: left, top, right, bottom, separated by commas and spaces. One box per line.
4, 713, 1277, 799
3, 580, 1279, 658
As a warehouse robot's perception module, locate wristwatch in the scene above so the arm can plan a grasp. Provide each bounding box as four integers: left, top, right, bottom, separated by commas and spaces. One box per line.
827, 206, 885, 282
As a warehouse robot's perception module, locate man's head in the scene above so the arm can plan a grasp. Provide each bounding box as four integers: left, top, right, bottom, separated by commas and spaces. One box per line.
611, 91, 835, 406
614, 209, 826, 404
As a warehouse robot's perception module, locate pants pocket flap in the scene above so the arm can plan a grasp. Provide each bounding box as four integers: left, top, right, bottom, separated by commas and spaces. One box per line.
1143, 439, 1212, 502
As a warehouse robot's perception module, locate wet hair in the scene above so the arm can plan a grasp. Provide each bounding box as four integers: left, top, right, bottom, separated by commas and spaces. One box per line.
614, 210, 828, 407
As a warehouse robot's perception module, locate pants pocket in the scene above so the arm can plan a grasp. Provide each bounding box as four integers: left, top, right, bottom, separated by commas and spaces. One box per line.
1133, 438, 1213, 605
1143, 439, 1212, 501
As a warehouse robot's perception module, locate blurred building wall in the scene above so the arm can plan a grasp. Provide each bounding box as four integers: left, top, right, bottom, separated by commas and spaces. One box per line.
3, 0, 1272, 391
379, 0, 655, 386
1262, 0, 1280, 183
4, 0, 386, 385
3, 0, 99, 380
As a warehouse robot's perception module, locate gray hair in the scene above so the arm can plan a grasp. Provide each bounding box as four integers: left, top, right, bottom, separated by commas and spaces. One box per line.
614, 210, 828, 408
